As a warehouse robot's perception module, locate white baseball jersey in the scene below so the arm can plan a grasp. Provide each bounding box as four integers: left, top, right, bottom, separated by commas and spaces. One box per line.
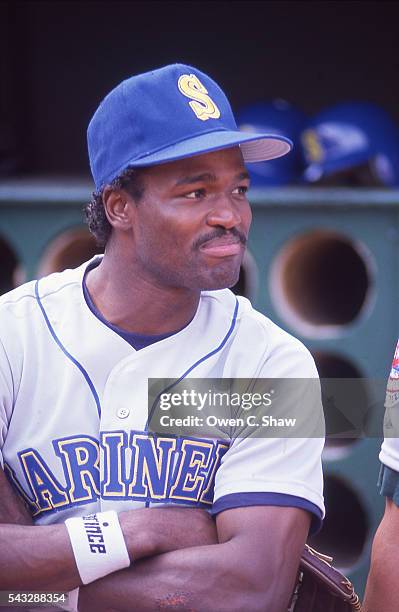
0, 257, 325, 530
380, 339, 399, 471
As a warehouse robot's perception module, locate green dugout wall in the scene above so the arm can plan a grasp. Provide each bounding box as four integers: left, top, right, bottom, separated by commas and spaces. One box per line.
1, 181, 399, 596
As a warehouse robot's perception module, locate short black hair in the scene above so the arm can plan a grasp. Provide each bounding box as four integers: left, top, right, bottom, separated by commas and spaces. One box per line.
85, 166, 145, 247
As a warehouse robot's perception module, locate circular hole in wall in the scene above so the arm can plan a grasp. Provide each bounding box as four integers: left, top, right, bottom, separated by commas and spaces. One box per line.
313, 352, 368, 460
270, 230, 375, 338
38, 227, 102, 276
309, 475, 368, 572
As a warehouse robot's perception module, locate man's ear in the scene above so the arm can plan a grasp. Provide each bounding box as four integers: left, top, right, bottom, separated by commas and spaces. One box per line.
102, 187, 135, 231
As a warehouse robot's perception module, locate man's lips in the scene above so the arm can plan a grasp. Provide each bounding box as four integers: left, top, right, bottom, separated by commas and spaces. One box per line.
199, 235, 244, 257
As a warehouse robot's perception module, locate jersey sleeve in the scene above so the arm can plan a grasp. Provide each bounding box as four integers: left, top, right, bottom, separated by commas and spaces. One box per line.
379, 339, 399, 471
211, 334, 325, 534
0, 292, 26, 469
378, 463, 399, 507
0, 335, 15, 468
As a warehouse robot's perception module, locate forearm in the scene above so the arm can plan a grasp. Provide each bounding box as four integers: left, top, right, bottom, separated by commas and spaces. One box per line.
1, 464, 83, 591
364, 499, 399, 612
0, 522, 80, 591
79, 535, 295, 612
0, 470, 78, 590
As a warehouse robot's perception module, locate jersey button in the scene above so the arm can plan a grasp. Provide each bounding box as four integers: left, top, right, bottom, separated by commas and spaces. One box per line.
117, 407, 130, 419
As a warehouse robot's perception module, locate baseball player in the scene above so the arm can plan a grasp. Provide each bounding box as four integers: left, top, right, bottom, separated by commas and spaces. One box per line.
0, 64, 324, 611
364, 340, 399, 611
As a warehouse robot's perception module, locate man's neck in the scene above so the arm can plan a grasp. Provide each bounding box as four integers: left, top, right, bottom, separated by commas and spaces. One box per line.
85, 255, 200, 336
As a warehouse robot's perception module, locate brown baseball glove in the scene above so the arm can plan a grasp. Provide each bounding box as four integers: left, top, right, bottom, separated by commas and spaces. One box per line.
288, 545, 362, 611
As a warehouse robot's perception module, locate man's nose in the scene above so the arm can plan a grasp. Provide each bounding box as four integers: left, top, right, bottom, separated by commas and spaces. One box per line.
206, 195, 242, 229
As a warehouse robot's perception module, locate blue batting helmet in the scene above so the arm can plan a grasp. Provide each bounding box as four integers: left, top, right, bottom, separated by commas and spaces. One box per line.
301, 102, 399, 186
237, 100, 307, 186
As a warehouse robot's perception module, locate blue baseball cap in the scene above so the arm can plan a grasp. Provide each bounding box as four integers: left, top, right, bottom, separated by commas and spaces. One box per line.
88, 63, 293, 190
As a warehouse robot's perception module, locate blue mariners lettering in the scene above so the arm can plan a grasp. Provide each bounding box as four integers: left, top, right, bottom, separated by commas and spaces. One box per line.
18, 448, 69, 512
127, 433, 176, 499
8, 431, 229, 517
55, 436, 100, 503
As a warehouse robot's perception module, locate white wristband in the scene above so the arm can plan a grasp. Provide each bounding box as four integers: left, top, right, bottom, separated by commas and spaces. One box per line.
65, 511, 130, 585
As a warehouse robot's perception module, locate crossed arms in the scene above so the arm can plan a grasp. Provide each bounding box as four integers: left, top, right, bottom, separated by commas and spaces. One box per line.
0, 468, 310, 612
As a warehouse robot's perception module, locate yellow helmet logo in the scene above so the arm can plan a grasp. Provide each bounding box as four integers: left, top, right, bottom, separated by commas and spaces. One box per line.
178, 74, 221, 121
302, 129, 324, 162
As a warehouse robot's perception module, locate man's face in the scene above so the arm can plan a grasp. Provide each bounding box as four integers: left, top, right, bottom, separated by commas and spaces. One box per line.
125, 147, 252, 291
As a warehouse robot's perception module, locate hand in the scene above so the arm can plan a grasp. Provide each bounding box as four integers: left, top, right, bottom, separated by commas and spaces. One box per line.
156, 506, 218, 553
119, 506, 218, 560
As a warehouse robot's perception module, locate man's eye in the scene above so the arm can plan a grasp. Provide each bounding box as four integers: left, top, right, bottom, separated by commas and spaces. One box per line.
233, 185, 249, 195
185, 189, 205, 199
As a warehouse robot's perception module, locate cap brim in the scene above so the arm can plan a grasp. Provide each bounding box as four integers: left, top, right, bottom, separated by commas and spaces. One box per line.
126, 130, 293, 168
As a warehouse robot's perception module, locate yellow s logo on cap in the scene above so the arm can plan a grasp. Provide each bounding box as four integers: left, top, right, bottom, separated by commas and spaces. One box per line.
178, 74, 221, 121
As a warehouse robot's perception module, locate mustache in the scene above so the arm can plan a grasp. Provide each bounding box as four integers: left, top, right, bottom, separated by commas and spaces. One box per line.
193, 228, 247, 250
